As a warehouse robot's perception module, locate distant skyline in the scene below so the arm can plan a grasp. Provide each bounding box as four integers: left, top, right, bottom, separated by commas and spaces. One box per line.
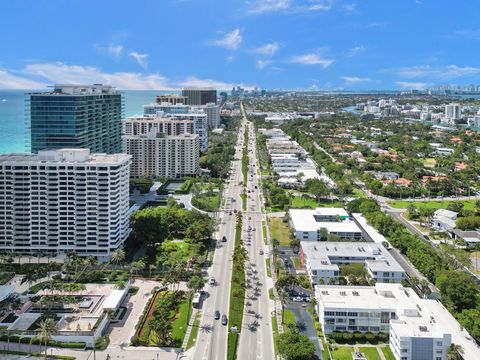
1, 0, 480, 90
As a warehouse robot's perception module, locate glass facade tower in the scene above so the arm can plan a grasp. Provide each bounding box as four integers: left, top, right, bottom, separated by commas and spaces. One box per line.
29, 84, 123, 153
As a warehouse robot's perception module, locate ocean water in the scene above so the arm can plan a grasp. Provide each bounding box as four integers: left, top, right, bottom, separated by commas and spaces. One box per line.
0, 89, 173, 154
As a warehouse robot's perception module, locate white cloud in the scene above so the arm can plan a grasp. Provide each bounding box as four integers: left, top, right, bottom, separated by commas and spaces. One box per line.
256, 60, 272, 70
0, 70, 44, 89
24, 62, 171, 90
305, 0, 334, 11
129, 52, 149, 69
177, 76, 254, 90
345, 45, 365, 57
452, 28, 480, 40
290, 53, 333, 68
396, 81, 428, 90
95, 43, 123, 59
247, 0, 291, 14
343, 3, 357, 12
340, 76, 370, 83
395, 65, 480, 79
364, 22, 386, 29
253, 43, 280, 57
247, 0, 334, 14
210, 29, 242, 50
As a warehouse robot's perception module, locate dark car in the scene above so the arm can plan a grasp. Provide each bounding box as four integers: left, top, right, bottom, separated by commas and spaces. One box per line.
222, 236, 227, 242
221, 315, 228, 325
214, 310, 220, 320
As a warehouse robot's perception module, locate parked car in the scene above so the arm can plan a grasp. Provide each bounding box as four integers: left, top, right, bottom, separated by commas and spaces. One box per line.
259, 250, 264, 255
209, 277, 216, 285
222, 315, 228, 325
214, 310, 220, 320
222, 236, 227, 242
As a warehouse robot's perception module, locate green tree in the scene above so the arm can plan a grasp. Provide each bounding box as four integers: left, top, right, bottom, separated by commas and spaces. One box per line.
456, 309, 480, 343
436, 270, 479, 311
37, 318, 58, 359
110, 248, 125, 264
278, 331, 316, 360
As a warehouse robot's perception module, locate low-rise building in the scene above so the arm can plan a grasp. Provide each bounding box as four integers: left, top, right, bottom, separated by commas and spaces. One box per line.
289, 208, 362, 241
315, 283, 480, 360
301, 242, 405, 285
430, 209, 457, 232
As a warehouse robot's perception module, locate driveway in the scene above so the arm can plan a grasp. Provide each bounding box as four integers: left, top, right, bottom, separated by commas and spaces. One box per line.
287, 303, 322, 360
107, 279, 160, 347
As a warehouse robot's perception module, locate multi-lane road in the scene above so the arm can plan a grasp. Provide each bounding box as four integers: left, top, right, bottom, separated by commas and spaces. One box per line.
236, 107, 275, 360
189, 104, 274, 360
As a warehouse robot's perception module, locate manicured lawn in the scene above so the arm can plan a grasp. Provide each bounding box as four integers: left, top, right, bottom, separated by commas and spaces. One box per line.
138, 291, 190, 347
191, 192, 220, 212
171, 297, 191, 346
269, 288, 274, 300
290, 195, 318, 209
268, 217, 292, 246
186, 312, 201, 350
381, 346, 396, 360
423, 158, 437, 168
291, 256, 302, 269
317, 199, 344, 208
262, 221, 268, 245
352, 187, 367, 198
266, 258, 272, 277
321, 339, 330, 360
359, 347, 381, 360
331, 346, 354, 360
272, 315, 279, 356
282, 309, 296, 330
388, 199, 477, 211
0, 272, 13, 285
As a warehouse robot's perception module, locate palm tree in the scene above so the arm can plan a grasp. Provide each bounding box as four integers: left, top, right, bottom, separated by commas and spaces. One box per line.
447, 343, 464, 360
37, 318, 58, 359
110, 248, 125, 265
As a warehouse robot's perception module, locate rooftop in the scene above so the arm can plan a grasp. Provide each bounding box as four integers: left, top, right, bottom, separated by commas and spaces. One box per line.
0, 149, 130, 165
315, 283, 480, 358
289, 208, 360, 233
302, 241, 404, 273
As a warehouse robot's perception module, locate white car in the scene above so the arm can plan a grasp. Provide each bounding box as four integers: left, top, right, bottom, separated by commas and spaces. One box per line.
209, 277, 216, 285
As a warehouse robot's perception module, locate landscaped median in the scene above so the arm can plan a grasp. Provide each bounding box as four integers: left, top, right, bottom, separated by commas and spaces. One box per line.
227, 211, 247, 360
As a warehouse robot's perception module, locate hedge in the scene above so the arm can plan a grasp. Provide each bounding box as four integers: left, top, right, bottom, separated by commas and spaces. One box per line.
328, 331, 388, 344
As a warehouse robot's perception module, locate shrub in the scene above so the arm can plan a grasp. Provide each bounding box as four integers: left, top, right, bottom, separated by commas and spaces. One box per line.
365, 332, 376, 342
342, 332, 354, 342
130, 335, 139, 346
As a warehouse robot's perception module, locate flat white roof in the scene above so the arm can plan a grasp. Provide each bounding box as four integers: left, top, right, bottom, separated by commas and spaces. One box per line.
101, 289, 126, 310
290, 208, 360, 233
315, 283, 480, 359
0, 285, 14, 302
352, 213, 388, 245
302, 241, 404, 273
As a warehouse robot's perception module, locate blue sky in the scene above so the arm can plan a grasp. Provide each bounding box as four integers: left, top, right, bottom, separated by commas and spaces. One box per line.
0, 0, 480, 90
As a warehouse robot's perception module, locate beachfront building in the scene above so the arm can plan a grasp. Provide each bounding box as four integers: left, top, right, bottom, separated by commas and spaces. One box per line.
29, 84, 123, 154
0, 149, 131, 261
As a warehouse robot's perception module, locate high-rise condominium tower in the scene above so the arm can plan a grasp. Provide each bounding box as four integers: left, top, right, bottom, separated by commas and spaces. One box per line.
0, 149, 131, 261
181, 88, 217, 105
29, 84, 123, 153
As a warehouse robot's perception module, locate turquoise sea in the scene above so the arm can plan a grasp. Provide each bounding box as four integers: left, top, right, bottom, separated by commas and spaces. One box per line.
0, 89, 172, 154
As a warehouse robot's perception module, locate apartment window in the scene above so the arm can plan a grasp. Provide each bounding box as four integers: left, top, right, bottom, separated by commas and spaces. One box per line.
436, 342, 442, 346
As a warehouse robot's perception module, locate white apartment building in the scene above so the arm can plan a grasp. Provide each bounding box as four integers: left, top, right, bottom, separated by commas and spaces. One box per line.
126, 112, 208, 152
0, 149, 131, 261
192, 103, 220, 128
315, 283, 480, 360
125, 131, 199, 179
289, 208, 362, 241
169, 113, 208, 152
301, 242, 405, 285
445, 104, 461, 120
